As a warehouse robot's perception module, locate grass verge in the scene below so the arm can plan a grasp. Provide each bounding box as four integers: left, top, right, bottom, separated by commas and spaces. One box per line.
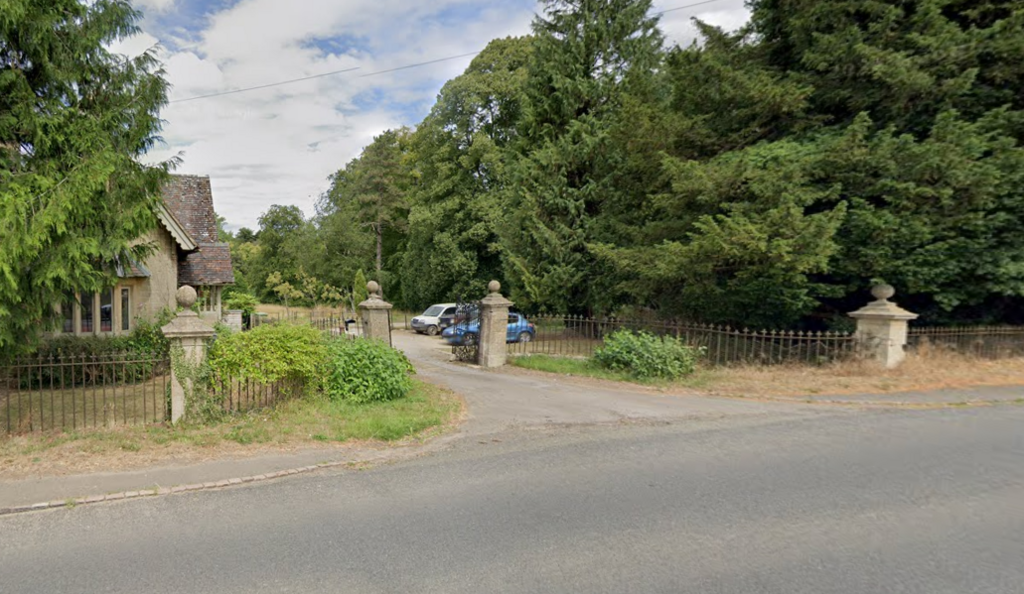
511, 355, 640, 383
510, 350, 1024, 398
0, 380, 461, 479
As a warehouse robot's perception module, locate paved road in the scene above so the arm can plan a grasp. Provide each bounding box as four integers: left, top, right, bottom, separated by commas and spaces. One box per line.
3, 400, 1022, 593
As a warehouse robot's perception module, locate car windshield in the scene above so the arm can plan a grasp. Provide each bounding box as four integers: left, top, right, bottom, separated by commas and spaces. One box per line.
422, 305, 445, 316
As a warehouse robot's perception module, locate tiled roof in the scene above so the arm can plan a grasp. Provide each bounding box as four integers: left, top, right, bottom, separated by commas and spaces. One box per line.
178, 243, 235, 286
161, 175, 235, 287
161, 175, 218, 243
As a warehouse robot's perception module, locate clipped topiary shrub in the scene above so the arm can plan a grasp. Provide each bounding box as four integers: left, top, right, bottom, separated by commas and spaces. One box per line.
593, 330, 703, 381
208, 322, 327, 387
323, 338, 414, 404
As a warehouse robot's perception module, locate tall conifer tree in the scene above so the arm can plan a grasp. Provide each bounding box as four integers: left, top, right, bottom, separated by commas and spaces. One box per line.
502, 0, 665, 314
0, 0, 171, 354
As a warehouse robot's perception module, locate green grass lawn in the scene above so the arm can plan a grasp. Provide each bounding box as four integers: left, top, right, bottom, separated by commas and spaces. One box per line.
509, 354, 715, 390
510, 354, 633, 381
222, 380, 460, 445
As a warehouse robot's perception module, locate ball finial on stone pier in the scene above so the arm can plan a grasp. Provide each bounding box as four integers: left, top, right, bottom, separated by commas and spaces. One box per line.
871, 284, 896, 302
488, 280, 501, 294
366, 280, 381, 298
176, 285, 197, 309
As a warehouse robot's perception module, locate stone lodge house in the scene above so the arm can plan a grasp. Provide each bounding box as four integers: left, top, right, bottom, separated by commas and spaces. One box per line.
58, 175, 235, 336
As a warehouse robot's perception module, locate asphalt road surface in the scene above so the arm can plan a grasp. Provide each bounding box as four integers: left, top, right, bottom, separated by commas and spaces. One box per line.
2, 402, 1022, 594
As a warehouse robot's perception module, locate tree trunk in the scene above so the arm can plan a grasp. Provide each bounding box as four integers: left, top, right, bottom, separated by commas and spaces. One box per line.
375, 221, 383, 274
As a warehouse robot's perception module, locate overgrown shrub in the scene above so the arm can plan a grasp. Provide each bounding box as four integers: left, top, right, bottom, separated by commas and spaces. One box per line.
322, 338, 414, 404
593, 330, 703, 380
208, 323, 326, 387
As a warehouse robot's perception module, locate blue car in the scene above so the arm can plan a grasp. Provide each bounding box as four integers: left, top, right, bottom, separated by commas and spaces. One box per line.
442, 313, 535, 345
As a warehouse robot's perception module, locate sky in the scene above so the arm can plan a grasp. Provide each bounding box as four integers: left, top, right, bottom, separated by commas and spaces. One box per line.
111, 0, 751, 231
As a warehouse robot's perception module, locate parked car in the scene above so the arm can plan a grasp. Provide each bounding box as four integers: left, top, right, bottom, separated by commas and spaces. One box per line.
411, 303, 457, 336
442, 313, 535, 345
440, 303, 478, 329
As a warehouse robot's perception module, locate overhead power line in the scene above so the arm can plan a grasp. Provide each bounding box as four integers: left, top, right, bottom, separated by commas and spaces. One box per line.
355, 51, 483, 79
654, 0, 727, 16
170, 66, 362, 103
167, 0, 729, 104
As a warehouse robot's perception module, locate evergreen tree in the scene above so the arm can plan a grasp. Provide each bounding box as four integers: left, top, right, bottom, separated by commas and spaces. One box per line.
502, 0, 665, 314
0, 0, 171, 354
599, 1, 1024, 326
352, 269, 369, 309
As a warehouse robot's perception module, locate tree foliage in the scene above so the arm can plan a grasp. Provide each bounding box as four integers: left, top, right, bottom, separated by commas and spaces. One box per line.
260, 0, 1024, 327
597, 0, 1024, 325
501, 0, 666, 315
399, 37, 532, 306
0, 0, 171, 354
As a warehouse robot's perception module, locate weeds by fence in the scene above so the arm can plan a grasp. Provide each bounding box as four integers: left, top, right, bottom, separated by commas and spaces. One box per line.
509, 315, 860, 367
212, 375, 305, 415
1, 352, 170, 435
908, 326, 1024, 359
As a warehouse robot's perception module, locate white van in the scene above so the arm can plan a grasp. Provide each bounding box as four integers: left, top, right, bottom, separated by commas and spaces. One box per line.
411, 303, 457, 336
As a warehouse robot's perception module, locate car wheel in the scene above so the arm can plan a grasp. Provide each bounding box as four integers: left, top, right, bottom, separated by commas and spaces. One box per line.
426, 325, 440, 336
518, 331, 532, 343
464, 333, 477, 345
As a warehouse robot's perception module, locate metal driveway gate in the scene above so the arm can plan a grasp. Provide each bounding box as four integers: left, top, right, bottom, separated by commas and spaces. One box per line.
451, 300, 480, 363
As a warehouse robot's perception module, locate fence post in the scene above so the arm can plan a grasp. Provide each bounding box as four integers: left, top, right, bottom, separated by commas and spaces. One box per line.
161, 286, 215, 424
358, 281, 393, 346
848, 284, 918, 369
478, 281, 513, 369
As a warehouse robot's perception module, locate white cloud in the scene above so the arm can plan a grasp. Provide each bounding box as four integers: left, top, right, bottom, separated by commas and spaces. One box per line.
133, 0, 177, 15
106, 30, 160, 58
655, 0, 750, 46
143, 0, 750, 229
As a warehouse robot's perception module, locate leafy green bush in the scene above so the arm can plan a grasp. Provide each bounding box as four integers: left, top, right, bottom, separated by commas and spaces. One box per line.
224, 292, 259, 316
593, 330, 703, 381
323, 338, 414, 404
208, 323, 326, 387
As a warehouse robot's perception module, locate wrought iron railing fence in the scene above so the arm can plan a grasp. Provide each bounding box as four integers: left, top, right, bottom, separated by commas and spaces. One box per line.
508, 315, 860, 366
308, 316, 365, 337
0, 352, 171, 435
907, 325, 1024, 359
0, 351, 309, 435
211, 374, 305, 415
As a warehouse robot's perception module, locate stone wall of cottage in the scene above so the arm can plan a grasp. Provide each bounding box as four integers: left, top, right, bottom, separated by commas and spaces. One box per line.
138, 225, 179, 321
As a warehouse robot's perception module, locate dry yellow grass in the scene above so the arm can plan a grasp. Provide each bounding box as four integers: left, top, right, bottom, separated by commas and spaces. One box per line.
681, 345, 1024, 398
510, 344, 1024, 399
